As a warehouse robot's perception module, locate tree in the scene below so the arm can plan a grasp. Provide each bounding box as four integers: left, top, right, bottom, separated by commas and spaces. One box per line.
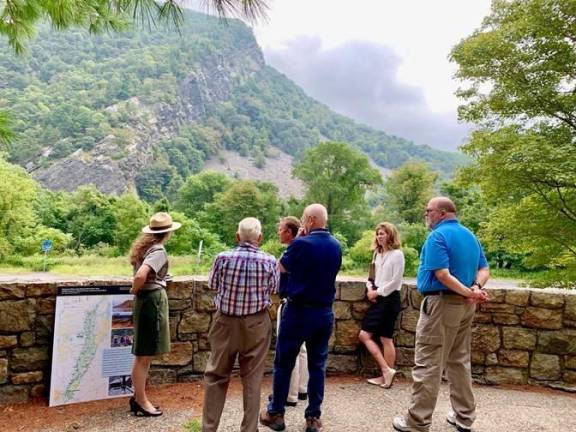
202, 179, 283, 244
451, 0, 576, 270
0, 111, 13, 150
176, 170, 233, 218
293, 142, 382, 240
0, 0, 269, 54
383, 161, 437, 225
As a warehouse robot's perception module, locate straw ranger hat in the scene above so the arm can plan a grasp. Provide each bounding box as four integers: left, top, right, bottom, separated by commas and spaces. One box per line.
142, 212, 182, 234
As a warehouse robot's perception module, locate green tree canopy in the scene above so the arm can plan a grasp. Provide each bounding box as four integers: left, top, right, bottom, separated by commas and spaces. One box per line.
451, 0, 576, 270
176, 170, 233, 218
293, 141, 382, 240
383, 161, 437, 225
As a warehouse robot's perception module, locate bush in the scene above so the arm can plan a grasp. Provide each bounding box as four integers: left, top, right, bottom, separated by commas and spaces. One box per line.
261, 239, 285, 258
348, 230, 373, 268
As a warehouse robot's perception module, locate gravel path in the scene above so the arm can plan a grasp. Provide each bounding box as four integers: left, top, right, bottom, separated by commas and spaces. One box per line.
7, 376, 575, 432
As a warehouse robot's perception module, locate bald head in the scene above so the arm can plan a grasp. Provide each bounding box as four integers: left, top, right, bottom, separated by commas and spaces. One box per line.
303, 203, 328, 231
426, 196, 457, 229
428, 197, 457, 214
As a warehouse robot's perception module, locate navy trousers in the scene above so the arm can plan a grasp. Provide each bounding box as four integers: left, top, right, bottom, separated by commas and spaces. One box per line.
268, 303, 333, 418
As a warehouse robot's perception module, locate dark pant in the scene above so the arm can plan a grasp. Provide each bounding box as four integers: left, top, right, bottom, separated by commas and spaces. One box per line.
268, 303, 333, 418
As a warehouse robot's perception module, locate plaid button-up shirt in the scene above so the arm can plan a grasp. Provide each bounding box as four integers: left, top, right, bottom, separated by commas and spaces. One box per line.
208, 242, 279, 316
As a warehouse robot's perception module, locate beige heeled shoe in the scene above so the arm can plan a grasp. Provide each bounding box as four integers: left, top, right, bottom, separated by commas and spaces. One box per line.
381, 368, 396, 389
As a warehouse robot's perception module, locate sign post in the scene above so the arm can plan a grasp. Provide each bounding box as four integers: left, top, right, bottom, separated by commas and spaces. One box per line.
41, 239, 53, 272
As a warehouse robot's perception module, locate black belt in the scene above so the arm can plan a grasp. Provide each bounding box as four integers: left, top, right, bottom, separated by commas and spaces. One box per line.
423, 290, 460, 297
287, 298, 332, 308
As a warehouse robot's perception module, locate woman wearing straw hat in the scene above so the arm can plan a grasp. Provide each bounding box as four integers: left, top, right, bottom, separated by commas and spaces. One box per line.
128, 212, 181, 417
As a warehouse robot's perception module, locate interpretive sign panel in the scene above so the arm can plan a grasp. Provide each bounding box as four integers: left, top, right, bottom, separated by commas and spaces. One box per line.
49, 285, 135, 406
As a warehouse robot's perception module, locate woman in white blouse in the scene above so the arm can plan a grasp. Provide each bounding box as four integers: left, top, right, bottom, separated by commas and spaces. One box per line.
359, 222, 405, 388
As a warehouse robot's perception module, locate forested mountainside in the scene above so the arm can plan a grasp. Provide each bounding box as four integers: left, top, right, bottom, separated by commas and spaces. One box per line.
0, 10, 466, 201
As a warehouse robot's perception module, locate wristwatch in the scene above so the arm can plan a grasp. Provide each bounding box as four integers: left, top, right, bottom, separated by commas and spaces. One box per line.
472, 281, 484, 290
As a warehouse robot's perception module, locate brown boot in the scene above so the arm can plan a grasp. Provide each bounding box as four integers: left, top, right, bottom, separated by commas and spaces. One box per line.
305, 416, 323, 432
259, 410, 286, 431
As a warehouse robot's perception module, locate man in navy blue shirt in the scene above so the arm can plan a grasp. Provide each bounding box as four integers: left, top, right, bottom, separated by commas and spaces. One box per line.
261, 204, 342, 432
394, 197, 489, 432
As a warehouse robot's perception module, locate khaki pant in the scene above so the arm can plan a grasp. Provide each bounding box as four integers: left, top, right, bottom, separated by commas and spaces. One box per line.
276, 301, 309, 403
202, 309, 272, 432
406, 294, 476, 431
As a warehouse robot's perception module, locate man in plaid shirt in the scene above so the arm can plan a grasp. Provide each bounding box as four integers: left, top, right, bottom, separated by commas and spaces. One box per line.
202, 217, 279, 432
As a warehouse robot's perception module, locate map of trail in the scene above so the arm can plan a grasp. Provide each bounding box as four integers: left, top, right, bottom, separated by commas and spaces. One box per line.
49, 296, 110, 406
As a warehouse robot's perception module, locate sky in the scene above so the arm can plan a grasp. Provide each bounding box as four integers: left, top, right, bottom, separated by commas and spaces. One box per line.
187, 0, 493, 152
251, 0, 493, 152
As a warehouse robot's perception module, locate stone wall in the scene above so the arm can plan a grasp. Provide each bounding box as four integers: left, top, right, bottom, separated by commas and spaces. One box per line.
0, 277, 575, 404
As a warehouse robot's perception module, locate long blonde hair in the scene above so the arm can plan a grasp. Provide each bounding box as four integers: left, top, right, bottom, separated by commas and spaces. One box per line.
129, 233, 170, 266
371, 222, 401, 253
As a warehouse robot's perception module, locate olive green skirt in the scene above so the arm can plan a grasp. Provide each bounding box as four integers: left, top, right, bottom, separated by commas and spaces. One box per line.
132, 288, 170, 356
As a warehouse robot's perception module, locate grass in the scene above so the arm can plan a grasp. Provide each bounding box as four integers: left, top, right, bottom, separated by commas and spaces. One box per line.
183, 418, 202, 432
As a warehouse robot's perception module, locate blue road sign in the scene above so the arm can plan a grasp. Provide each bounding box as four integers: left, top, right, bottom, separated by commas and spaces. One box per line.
41, 240, 53, 252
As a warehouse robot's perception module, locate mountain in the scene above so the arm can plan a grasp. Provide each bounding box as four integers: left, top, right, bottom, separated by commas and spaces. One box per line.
0, 10, 466, 201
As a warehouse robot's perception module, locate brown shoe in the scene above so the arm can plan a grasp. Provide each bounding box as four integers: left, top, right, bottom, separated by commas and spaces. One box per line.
259, 410, 286, 431
305, 416, 322, 432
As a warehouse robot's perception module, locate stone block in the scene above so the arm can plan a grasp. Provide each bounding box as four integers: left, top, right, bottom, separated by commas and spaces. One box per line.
497, 350, 529, 367
492, 314, 519, 325
19, 332, 35, 347
0, 336, 18, 349
148, 368, 177, 385
169, 299, 191, 311
471, 351, 485, 365
179, 311, 211, 334
333, 301, 351, 320
530, 291, 564, 309
565, 319, 576, 329
11, 347, 50, 372
193, 351, 210, 373
409, 289, 423, 309
537, 330, 576, 355
486, 289, 505, 303
566, 356, 576, 370
198, 335, 209, 351
473, 312, 492, 324
326, 354, 358, 374
11, 371, 43, 384
485, 367, 527, 385
502, 327, 536, 350
351, 301, 370, 320
0, 385, 29, 404
166, 280, 194, 300
471, 325, 500, 353
505, 290, 530, 306
154, 342, 193, 366
394, 330, 415, 347
36, 298, 55, 315
401, 308, 420, 332
35, 314, 54, 346
479, 303, 516, 314
0, 284, 25, 300
0, 358, 7, 384
335, 320, 361, 347
521, 307, 562, 329
564, 370, 576, 384
565, 295, 576, 321
396, 347, 415, 367
0, 299, 36, 332
25, 283, 57, 297
486, 353, 498, 366
195, 291, 217, 313
30, 384, 46, 398
339, 282, 366, 301
530, 353, 561, 380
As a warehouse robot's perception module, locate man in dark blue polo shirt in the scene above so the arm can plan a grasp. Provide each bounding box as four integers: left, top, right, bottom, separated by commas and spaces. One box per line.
393, 197, 489, 432
261, 203, 342, 432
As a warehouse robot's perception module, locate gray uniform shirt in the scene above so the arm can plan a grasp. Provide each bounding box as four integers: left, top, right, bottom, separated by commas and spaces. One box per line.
134, 244, 169, 291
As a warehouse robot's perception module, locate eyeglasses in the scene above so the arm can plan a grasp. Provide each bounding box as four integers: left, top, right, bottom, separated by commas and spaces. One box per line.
425, 208, 442, 214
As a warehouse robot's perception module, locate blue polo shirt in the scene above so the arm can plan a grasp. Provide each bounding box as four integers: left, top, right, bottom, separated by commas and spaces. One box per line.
280, 228, 342, 307
417, 219, 488, 294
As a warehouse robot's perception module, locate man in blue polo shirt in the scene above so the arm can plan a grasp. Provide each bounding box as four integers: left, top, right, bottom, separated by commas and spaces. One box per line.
393, 197, 489, 432
261, 203, 342, 432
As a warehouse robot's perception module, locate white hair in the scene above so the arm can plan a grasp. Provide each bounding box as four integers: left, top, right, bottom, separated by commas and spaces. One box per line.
237, 217, 262, 242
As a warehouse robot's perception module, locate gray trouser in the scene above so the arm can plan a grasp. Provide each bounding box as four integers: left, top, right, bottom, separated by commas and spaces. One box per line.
202, 309, 272, 432
406, 293, 476, 431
